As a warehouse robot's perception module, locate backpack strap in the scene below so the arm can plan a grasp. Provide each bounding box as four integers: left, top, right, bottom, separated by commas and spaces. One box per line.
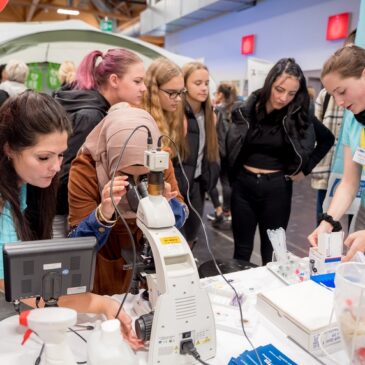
321, 91, 331, 121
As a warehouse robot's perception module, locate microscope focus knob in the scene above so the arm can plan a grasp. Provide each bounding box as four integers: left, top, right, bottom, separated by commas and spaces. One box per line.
135, 312, 154, 341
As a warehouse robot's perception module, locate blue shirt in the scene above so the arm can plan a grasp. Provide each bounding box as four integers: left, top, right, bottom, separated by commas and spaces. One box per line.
0, 184, 27, 279
342, 114, 362, 155
341, 114, 365, 207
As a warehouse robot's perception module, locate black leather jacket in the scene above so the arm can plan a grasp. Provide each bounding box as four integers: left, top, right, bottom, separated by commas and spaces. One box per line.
54, 89, 110, 214
226, 91, 334, 181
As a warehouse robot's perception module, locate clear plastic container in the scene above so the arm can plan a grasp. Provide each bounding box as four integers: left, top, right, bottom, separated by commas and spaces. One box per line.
267, 251, 310, 285
334, 262, 365, 364
87, 319, 137, 365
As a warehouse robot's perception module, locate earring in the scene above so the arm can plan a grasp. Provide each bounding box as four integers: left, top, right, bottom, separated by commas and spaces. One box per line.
7, 156, 10, 161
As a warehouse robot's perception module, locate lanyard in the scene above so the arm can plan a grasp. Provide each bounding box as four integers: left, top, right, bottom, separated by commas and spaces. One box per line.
361, 128, 365, 149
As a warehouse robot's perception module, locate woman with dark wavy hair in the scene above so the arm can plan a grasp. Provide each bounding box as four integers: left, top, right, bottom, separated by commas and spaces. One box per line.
227, 58, 334, 264
0, 91, 142, 350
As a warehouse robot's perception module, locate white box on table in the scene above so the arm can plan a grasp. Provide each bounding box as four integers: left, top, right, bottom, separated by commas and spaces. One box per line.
256, 280, 341, 355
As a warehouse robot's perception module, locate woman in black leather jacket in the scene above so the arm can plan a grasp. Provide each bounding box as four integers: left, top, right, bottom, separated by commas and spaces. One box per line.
226, 58, 334, 264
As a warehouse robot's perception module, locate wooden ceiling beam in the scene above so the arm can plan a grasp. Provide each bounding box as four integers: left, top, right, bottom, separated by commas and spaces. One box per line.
139, 35, 164, 47
26, 0, 40, 22
117, 15, 140, 31
11, 0, 132, 22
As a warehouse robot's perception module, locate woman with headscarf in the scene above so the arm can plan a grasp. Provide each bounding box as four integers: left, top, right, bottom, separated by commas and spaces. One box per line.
68, 102, 186, 295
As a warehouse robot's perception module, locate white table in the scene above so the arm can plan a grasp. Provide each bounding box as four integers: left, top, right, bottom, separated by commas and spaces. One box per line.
0, 266, 348, 365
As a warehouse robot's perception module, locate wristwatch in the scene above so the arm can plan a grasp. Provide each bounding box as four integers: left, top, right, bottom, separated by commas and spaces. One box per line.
319, 213, 342, 232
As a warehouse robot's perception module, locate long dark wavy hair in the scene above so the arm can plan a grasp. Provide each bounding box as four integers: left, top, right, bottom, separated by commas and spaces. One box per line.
0, 91, 72, 241
256, 58, 310, 136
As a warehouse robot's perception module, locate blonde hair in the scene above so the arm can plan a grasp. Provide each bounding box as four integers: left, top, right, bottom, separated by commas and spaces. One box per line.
182, 61, 218, 162
143, 57, 186, 158
307, 86, 316, 100
321, 45, 365, 80
5, 59, 29, 83
58, 61, 76, 85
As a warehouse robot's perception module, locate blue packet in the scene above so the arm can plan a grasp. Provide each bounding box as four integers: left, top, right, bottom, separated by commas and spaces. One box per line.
257, 344, 297, 365
236, 344, 297, 365
310, 272, 335, 288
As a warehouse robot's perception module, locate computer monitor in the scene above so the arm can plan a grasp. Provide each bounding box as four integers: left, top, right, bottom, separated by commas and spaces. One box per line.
3, 237, 97, 303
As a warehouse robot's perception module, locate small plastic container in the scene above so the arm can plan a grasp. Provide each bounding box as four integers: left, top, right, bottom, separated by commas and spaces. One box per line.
334, 262, 365, 365
87, 319, 137, 365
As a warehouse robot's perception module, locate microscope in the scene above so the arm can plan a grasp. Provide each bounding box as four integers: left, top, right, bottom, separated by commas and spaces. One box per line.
133, 147, 216, 365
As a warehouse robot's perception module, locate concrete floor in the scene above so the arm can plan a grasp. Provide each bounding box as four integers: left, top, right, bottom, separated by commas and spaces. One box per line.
0, 177, 326, 320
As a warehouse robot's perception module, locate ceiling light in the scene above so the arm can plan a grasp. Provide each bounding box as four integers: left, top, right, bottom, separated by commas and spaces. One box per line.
57, 8, 80, 16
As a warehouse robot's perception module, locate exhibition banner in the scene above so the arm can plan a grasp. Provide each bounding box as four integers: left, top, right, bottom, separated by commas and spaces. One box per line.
247, 58, 274, 96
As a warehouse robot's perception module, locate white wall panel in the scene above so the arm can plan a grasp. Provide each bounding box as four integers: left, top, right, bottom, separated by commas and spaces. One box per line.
165, 0, 360, 84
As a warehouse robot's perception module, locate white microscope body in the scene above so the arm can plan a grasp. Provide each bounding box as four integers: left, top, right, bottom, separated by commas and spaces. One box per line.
135, 149, 216, 365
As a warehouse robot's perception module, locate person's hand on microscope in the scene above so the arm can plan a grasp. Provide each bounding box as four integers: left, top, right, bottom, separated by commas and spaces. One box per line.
106, 298, 144, 350
99, 176, 129, 220
163, 181, 178, 201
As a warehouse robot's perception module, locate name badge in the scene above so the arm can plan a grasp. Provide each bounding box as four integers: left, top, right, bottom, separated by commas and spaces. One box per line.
353, 146, 365, 165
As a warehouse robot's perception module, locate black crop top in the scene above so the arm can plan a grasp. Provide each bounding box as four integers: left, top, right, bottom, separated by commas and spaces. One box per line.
241, 110, 289, 170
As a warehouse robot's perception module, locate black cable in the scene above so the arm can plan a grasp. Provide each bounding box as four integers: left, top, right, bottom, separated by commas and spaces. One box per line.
72, 324, 94, 331
34, 343, 44, 365
68, 326, 87, 342
192, 355, 210, 365
181, 340, 210, 365
189, 348, 210, 365
68, 327, 87, 364
157, 135, 163, 149
162, 135, 264, 365
35, 296, 41, 308
12, 300, 21, 315
109, 125, 153, 319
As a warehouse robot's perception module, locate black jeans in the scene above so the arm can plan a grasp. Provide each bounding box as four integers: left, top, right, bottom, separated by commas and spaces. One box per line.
208, 162, 232, 212
231, 168, 293, 265
180, 177, 206, 243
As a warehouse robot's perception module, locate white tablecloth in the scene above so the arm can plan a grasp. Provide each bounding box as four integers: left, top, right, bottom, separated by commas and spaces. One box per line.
0, 266, 348, 365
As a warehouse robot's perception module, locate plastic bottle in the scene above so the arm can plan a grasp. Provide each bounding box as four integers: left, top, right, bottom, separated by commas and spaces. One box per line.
87, 319, 137, 365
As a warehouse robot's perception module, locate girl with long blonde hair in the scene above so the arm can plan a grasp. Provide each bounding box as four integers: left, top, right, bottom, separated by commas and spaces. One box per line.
176, 61, 219, 248
143, 57, 186, 158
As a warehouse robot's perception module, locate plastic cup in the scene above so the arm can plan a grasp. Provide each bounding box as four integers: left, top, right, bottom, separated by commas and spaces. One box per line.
334, 262, 365, 364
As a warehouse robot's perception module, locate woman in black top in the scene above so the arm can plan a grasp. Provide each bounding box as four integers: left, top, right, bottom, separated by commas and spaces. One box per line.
227, 58, 334, 264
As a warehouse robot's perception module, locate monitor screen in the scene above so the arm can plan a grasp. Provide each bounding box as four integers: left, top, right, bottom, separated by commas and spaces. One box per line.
3, 237, 97, 302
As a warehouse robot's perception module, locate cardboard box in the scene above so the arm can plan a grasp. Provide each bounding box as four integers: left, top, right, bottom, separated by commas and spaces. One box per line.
256, 280, 342, 355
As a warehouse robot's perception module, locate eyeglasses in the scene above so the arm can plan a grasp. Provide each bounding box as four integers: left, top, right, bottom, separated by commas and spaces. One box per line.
159, 88, 187, 99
